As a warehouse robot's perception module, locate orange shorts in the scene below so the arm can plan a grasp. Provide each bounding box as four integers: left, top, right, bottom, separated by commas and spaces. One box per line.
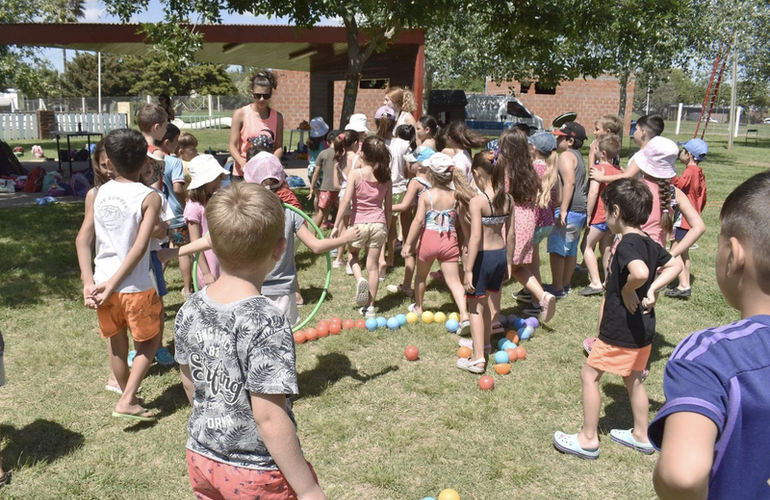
586, 338, 651, 377
97, 288, 162, 343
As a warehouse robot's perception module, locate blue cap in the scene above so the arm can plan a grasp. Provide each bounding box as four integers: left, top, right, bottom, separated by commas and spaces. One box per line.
678, 139, 708, 161
528, 130, 557, 154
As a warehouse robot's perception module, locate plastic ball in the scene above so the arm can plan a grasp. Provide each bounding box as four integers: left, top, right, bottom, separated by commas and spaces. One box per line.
317, 324, 329, 338
525, 317, 540, 329
501, 340, 516, 351
355, 319, 367, 329
365, 318, 378, 331
519, 326, 534, 341
445, 319, 460, 333
376, 316, 387, 328
405, 345, 419, 361
421, 498, 438, 500
514, 346, 527, 360
505, 330, 520, 343
478, 376, 495, 391
305, 328, 318, 341
505, 348, 517, 361
494, 363, 511, 374
438, 489, 461, 500
330, 316, 342, 325
387, 317, 400, 330
497, 338, 510, 350
329, 322, 341, 335
493, 351, 510, 364
457, 346, 472, 358
406, 312, 419, 324
396, 313, 407, 326
317, 319, 329, 330
293, 331, 306, 344
498, 315, 508, 327
507, 314, 518, 326
513, 318, 526, 330
342, 319, 355, 330
433, 311, 447, 323
422, 311, 434, 324
448, 312, 460, 322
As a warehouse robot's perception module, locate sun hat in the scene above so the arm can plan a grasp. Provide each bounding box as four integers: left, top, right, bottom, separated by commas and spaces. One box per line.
248, 133, 275, 152
375, 106, 396, 120
528, 130, 557, 154
243, 151, 285, 186
345, 114, 369, 133
552, 121, 587, 142
633, 136, 678, 179
309, 117, 330, 138
422, 152, 456, 189
678, 138, 708, 161
187, 154, 229, 190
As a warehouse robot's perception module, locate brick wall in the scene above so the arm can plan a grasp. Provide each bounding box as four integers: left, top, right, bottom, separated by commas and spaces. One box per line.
270, 70, 310, 131
331, 82, 384, 131
486, 75, 636, 135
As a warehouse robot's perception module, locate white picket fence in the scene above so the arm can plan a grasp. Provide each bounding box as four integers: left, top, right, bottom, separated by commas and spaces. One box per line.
0, 112, 128, 141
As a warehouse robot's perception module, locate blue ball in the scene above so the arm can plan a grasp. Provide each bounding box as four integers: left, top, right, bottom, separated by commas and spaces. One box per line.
494, 351, 510, 364
499, 315, 509, 327
513, 318, 526, 330
507, 314, 519, 326
497, 338, 510, 350
365, 318, 378, 331
376, 316, 387, 328
387, 317, 400, 330
421, 498, 438, 500
525, 317, 540, 329
396, 313, 407, 326
501, 339, 516, 350
520, 326, 534, 340
445, 319, 460, 333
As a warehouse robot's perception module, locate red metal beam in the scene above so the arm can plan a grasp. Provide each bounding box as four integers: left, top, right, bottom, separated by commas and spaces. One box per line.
413, 43, 425, 119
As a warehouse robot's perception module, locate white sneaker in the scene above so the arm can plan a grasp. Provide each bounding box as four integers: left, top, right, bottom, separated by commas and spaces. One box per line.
360, 306, 376, 318
332, 260, 343, 269
355, 277, 369, 306
346, 263, 353, 275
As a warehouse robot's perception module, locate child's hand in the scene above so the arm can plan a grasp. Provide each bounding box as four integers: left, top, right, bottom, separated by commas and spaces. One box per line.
307, 188, 315, 200
91, 281, 115, 307
329, 226, 340, 239
589, 166, 605, 182
83, 283, 98, 309
343, 226, 361, 243
621, 284, 640, 314
464, 270, 475, 293
641, 290, 657, 314
503, 264, 512, 283
401, 245, 411, 259
157, 247, 179, 264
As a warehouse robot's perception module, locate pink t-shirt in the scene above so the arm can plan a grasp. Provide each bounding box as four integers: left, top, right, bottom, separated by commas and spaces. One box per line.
184, 200, 220, 286
350, 171, 388, 225
641, 177, 666, 248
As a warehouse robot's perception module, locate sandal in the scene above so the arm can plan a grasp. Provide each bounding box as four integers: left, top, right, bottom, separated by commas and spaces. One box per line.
458, 320, 471, 336
491, 322, 505, 335
458, 338, 492, 355
386, 284, 414, 297
609, 428, 655, 455
456, 357, 486, 374
553, 431, 600, 460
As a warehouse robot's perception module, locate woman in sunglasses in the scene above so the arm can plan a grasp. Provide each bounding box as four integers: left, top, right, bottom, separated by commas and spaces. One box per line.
228, 70, 285, 180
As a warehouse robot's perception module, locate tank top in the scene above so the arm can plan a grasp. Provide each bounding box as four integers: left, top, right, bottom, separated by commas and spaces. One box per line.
641, 177, 667, 248
236, 104, 278, 175
350, 170, 387, 225
424, 190, 457, 233
93, 180, 155, 293
564, 149, 587, 214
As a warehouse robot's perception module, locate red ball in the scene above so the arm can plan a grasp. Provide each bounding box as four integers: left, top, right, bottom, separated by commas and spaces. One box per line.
514, 346, 527, 360
317, 324, 329, 338
505, 347, 518, 362
305, 328, 318, 341
330, 316, 342, 325
293, 331, 306, 344
317, 320, 329, 330
479, 375, 495, 391
329, 322, 341, 335
355, 319, 367, 329
404, 345, 419, 361
342, 319, 355, 330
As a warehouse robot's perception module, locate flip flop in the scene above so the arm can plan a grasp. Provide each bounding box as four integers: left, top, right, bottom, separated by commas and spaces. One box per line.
583, 337, 597, 355
105, 385, 142, 395
540, 292, 556, 323
491, 322, 505, 335
112, 407, 157, 422
154, 347, 176, 367
553, 431, 600, 460
458, 320, 471, 336
127, 350, 136, 368
610, 429, 655, 455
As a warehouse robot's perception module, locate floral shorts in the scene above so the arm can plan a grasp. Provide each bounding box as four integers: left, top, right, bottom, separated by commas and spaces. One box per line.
169, 225, 191, 246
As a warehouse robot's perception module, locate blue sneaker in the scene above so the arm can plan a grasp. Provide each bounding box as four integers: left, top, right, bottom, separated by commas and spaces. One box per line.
127, 350, 136, 368
544, 285, 568, 299
155, 347, 175, 367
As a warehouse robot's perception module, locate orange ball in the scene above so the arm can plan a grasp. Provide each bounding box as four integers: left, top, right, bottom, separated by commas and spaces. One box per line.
479, 375, 495, 390
293, 330, 306, 344
317, 324, 329, 338
329, 322, 341, 335
514, 346, 527, 360
305, 328, 318, 341
342, 319, 355, 330
505, 348, 518, 361
505, 331, 520, 343
330, 316, 342, 325
457, 346, 472, 358
355, 319, 367, 329
404, 345, 419, 361
494, 363, 511, 374
317, 320, 329, 330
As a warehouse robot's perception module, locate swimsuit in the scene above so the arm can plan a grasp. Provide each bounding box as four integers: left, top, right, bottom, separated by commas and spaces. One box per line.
418, 190, 460, 263
467, 192, 510, 298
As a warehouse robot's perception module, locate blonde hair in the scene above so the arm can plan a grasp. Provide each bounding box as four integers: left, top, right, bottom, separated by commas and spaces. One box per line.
177, 132, 198, 151
387, 86, 416, 113
536, 151, 559, 208
596, 115, 623, 135
596, 134, 621, 160
426, 168, 476, 220
206, 182, 285, 272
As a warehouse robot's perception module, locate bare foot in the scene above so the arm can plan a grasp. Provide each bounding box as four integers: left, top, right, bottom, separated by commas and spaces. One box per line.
114, 401, 155, 418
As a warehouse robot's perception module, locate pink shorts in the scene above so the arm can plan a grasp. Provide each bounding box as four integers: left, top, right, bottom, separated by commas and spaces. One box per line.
318, 190, 338, 210
186, 449, 318, 500
418, 229, 460, 263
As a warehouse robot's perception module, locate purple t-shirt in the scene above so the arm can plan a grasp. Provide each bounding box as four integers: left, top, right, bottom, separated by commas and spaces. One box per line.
648, 315, 770, 499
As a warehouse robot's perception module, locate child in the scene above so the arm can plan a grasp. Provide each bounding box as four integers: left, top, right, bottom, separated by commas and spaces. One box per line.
136, 103, 168, 159
334, 129, 364, 272
589, 114, 665, 183
174, 181, 327, 500
309, 129, 339, 229
306, 117, 330, 219
402, 152, 473, 332
86, 128, 163, 422
547, 121, 588, 298
184, 154, 229, 289
441, 120, 487, 187
579, 134, 623, 296
331, 135, 392, 318
245, 153, 360, 325
665, 138, 708, 298
499, 129, 556, 322
410, 115, 439, 168
176, 131, 198, 186
553, 178, 682, 459
459, 150, 514, 373
649, 170, 770, 499
246, 141, 302, 211
588, 115, 622, 167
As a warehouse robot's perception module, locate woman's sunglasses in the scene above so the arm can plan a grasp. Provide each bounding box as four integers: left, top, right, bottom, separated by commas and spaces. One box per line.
252, 92, 272, 100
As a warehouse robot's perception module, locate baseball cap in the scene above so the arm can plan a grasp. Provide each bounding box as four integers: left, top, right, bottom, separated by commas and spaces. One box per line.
187, 154, 229, 190
243, 151, 285, 186
375, 106, 396, 120
678, 138, 708, 161
633, 136, 678, 179
528, 131, 557, 154
552, 121, 587, 142
345, 114, 369, 133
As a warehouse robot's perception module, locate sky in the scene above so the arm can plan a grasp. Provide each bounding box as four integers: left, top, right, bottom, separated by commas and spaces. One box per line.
40, 0, 338, 72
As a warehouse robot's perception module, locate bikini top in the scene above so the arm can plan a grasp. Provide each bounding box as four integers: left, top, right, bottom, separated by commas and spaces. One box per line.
424, 189, 457, 233
480, 191, 510, 226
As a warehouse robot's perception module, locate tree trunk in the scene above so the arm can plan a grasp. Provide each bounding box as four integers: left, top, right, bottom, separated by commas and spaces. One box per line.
617, 69, 630, 144
340, 16, 362, 129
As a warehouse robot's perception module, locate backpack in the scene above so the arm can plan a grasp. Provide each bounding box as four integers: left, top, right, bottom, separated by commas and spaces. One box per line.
42, 171, 63, 195
23, 166, 45, 193
70, 172, 90, 197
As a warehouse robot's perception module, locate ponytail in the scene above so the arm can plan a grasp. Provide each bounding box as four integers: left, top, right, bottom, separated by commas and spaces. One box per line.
536, 151, 559, 208
657, 177, 674, 234
334, 131, 359, 164
361, 136, 391, 184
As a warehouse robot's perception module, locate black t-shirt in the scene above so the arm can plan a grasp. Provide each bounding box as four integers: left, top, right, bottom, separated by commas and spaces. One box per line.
599, 233, 672, 348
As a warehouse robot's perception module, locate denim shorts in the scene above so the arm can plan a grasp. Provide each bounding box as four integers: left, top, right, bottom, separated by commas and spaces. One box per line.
547, 210, 587, 257
591, 222, 609, 232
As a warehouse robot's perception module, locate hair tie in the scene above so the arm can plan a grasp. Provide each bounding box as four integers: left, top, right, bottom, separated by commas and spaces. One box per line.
662, 209, 670, 214
448, 165, 455, 174
492, 149, 499, 166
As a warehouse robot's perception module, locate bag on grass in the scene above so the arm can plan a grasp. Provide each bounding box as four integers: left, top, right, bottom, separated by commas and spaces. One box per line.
24, 167, 45, 193
42, 171, 63, 195
70, 173, 90, 197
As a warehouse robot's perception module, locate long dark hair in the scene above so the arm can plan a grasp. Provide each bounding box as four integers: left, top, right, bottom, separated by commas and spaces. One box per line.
498, 128, 541, 204
361, 136, 391, 184
445, 120, 487, 151
472, 150, 508, 214
334, 130, 360, 163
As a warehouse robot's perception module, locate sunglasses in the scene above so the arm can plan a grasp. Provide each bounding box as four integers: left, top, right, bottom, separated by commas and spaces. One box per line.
252, 92, 272, 100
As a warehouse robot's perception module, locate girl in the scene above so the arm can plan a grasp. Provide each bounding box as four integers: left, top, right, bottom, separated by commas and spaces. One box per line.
441, 120, 487, 187
306, 118, 330, 222
402, 152, 474, 334
384, 86, 417, 129
459, 150, 515, 373
331, 136, 392, 318
183, 154, 229, 288
497, 128, 556, 323
335, 130, 363, 271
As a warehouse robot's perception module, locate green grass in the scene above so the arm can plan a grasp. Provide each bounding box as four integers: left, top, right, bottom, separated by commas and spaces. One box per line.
0, 124, 762, 499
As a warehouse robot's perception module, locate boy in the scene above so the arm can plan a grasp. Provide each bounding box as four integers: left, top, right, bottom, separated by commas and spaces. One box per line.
553, 178, 681, 459
579, 134, 623, 296
137, 103, 168, 159
176, 131, 199, 186
649, 171, 770, 499
590, 114, 665, 183
88, 128, 162, 422
174, 182, 327, 500
547, 121, 588, 298
588, 114, 623, 167
665, 138, 708, 298
309, 130, 340, 228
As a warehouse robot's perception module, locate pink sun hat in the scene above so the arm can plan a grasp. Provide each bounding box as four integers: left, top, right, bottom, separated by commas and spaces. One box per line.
633, 136, 678, 179
243, 151, 285, 185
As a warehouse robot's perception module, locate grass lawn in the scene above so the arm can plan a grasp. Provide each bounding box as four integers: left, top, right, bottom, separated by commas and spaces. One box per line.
0, 123, 764, 499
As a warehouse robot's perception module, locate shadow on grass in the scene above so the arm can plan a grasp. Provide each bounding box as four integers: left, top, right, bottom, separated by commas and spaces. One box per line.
296, 352, 398, 400
0, 420, 84, 470
122, 377, 190, 433
599, 383, 664, 433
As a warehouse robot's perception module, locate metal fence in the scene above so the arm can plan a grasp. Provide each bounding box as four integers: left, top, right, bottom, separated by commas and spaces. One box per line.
21, 95, 251, 116
0, 112, 128, 140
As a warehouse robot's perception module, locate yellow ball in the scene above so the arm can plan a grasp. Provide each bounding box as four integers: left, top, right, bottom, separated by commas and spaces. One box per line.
406, 312, 419, 324
433, 312, 447, 323
448, 312, 460, 322
421, 311, 434, 324
438, 489, 461, 500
